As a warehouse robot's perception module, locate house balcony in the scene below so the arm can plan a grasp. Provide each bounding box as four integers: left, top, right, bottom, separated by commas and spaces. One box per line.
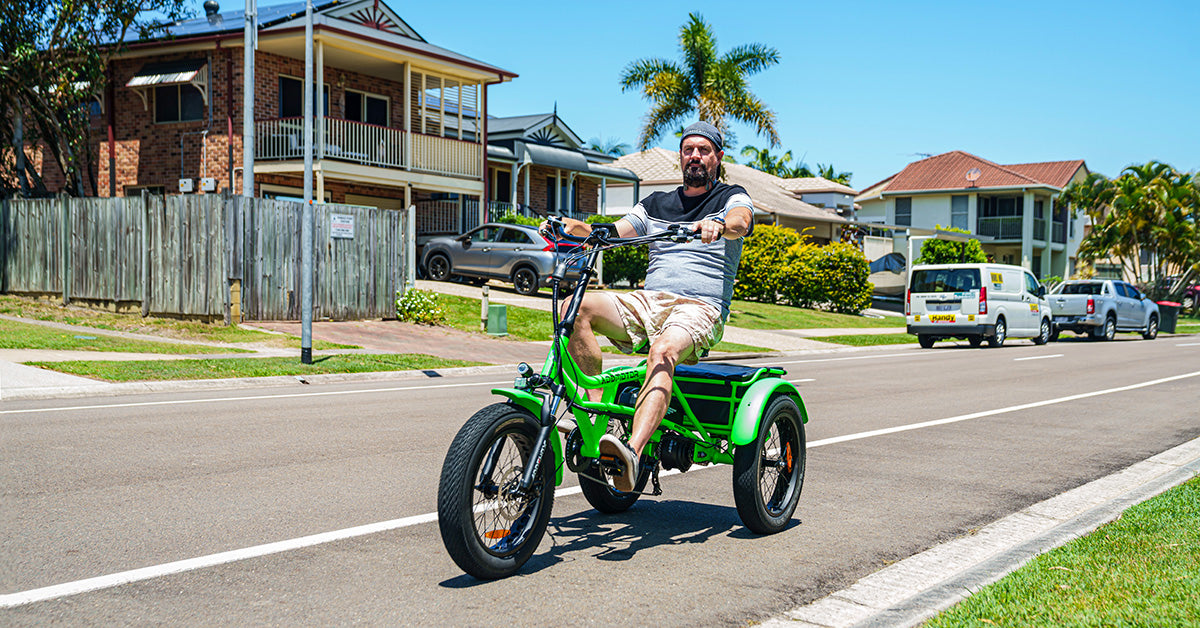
255, 117, 482, 180
976, 216, 1022, 239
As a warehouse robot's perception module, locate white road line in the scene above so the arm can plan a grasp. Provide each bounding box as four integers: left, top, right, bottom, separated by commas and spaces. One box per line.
1177, 342, 1200, 347
3, 369, 1197, 609
1013, 354, 1063, 362
0, 381, 513, 416
789, 378, 816, 383
774, 352, 924, 366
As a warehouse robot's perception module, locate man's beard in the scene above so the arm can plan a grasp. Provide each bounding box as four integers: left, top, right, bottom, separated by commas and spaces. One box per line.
683, 161, 714, 188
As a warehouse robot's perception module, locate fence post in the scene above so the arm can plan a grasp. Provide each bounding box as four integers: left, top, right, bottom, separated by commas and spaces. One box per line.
405, 204, 416, 293
141, 191, 151, 317
60, 194, 70, 306
0, 199, 7, 294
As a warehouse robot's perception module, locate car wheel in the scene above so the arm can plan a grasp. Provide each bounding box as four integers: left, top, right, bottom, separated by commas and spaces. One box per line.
426, 253, 451, 282
1102, 315, 1116, 341
512, 267, 539, 296
918, 335, 935, 349
987, 317, 1006, 348
1032, 318, 1051, 345
1142, 314, 1158, 340
1182, 295, 1194, 311
968, 335, 983, 347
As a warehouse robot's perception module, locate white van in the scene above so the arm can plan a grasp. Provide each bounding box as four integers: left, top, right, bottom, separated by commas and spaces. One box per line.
906, 263, 1052, 348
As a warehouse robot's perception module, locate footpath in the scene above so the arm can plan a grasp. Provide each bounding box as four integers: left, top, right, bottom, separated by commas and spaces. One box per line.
2, 288, 1198, 626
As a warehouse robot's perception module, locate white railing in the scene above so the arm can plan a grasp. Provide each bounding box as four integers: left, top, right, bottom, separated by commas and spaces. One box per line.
977, 216, 1023, 239
415, 199, 463, 234
255, 118, 481, 180
411, 132, 481, 178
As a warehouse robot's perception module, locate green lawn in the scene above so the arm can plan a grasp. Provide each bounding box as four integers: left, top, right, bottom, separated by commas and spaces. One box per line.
29, 353, 484, 382
926, 476, 1200, 627
814, 333, 918, 347
727, 299, 904, 330
0, 319, 251, 354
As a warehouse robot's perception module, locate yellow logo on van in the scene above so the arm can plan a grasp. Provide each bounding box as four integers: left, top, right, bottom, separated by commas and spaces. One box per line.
1029, 304, 1039, 312
929, 314, 956, 323
991, 272, 1002, 284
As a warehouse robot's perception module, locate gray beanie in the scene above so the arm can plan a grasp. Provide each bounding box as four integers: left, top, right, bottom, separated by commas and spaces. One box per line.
680, 121, 723, 152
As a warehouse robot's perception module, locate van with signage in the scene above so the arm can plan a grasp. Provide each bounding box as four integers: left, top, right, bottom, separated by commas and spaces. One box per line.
906, 263, 1052, 348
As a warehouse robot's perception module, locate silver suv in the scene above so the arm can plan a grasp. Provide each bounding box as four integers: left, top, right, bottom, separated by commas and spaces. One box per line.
421, 223, 584, 295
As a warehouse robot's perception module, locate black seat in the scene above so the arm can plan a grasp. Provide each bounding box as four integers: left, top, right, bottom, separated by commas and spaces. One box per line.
674, 362, 762, 382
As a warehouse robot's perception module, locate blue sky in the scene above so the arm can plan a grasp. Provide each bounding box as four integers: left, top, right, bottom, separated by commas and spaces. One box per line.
198, 0, 1198, 189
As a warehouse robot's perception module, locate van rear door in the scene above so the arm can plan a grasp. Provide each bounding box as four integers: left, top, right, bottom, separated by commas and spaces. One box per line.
909, 267, 982, 325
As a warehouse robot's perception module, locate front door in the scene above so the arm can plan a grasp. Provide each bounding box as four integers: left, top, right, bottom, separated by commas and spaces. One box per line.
455, 226, 498, 274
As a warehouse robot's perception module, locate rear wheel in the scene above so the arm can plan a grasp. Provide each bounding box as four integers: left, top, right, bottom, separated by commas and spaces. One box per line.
1032, 318, 1051, 345
733, 395, 806, 535
1095, 315, 1116, 341
579, 458, 651, 513
918, 335, 935, 349
968, 335, 983, 347
512, 267, 539, 296
426, 253, 451, 282
1142, 315, 1158, 340
1183, 295, 1195, 311
437, 403, 554, 580
987, 317, 1007, 347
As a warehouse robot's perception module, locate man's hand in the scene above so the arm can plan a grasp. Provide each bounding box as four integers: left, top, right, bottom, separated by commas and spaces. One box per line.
541, 216, 590, 239
693, 218, 727, 244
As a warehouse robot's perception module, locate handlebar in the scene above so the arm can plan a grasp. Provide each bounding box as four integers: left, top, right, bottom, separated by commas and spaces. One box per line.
541, 217, 700, 248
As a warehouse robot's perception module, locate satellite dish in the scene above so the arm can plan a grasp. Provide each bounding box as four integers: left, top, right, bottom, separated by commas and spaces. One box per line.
965, 167, 982, 183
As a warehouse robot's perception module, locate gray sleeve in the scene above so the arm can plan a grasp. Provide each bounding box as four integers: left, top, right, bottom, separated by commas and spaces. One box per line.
624, 203, 649, 236
720, 193, 754, 236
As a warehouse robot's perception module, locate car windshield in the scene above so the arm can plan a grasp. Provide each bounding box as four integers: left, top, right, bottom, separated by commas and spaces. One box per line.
1055, 282, 1103, 295
909, 268, 980, 293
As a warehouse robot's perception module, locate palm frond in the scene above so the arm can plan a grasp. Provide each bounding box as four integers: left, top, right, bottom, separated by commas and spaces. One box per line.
721, 43, 780, 76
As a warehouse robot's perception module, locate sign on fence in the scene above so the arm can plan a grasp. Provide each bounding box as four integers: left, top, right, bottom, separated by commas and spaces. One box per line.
330, 213, 355, 239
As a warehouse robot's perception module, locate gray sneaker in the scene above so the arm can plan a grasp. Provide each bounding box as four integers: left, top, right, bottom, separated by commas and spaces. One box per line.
599, 434, 638, 493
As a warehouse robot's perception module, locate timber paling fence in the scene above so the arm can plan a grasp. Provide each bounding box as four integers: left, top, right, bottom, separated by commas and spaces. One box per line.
0, 195, 413, 321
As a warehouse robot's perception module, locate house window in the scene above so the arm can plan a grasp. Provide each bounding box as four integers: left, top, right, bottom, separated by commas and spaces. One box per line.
894, 197, 911, 226
345, 89, 388, 126
154, 85, 204, 123
545, 176, 557, 213
278, 76, 329, 118
951, 195, 968, 231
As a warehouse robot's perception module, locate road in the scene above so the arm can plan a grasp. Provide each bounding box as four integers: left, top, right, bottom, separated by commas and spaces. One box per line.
2, 336, 1197, 626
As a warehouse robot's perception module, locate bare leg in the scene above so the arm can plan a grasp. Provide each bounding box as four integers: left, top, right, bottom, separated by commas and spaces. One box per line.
628, 326, 694, 453
564, 293, 630, 402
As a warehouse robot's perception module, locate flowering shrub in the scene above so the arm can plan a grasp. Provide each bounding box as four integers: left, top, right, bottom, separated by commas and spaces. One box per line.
395, 288, 446, 325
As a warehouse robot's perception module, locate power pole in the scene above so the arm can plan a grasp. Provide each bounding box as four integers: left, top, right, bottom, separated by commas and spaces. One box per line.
300, 0, 314, 364
242, 0, 256, 197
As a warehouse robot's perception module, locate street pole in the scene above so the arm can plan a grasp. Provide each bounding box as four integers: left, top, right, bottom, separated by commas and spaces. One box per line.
300, 0, 314, 364
241, 0, 255, 197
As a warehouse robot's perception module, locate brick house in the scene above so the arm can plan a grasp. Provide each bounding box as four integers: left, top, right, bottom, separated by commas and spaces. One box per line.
38, 0, 527, 238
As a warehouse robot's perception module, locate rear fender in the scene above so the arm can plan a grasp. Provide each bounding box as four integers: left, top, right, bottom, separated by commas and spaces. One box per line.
491, 388, 564, 486
730, 378, 807, 447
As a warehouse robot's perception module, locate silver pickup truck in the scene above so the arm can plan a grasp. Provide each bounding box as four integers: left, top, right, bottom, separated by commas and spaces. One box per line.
1048, 279, 1160, 341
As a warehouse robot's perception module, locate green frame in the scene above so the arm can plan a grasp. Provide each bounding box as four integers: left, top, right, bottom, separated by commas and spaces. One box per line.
492, 336, 807, 487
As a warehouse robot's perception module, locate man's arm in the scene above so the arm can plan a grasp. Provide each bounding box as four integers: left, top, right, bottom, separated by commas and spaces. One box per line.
543, 216, 636, 239
692, 204, 753, 244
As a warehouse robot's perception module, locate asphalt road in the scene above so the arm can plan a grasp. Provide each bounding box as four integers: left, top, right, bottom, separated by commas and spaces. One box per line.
2, 335, 1198, 626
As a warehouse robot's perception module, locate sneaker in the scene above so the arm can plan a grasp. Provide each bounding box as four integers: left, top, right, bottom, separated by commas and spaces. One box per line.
556, 416, 577, 435
599, 434, 639, 493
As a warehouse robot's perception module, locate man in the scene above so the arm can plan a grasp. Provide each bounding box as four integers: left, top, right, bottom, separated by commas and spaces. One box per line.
545, 121, 754, 492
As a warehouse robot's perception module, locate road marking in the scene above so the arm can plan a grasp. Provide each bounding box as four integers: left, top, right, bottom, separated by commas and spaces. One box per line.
789, 378, 816, 383
1177, 342, 1200, 347
774, 352, 928, 366
0, 381, 514, 416
3, 369, 1198, 609
1013, 354, 1063, 362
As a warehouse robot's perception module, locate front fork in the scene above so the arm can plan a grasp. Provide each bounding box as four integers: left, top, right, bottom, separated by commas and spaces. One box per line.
477, 386, 565, 497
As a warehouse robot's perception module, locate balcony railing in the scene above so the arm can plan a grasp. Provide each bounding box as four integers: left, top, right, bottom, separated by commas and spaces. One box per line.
1034, 218, 1047, 241
255, 117, 481, 180
1052, 220, 1066, 243
976, 216, 1023, 239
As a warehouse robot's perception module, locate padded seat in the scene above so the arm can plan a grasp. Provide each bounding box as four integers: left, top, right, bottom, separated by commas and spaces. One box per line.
674, 362, 763, 383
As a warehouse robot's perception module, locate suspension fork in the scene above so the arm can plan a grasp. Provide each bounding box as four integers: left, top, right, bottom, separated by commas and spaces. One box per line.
517, 383, 566, 493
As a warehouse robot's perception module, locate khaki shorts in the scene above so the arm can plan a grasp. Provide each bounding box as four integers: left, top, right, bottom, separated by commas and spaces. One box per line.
605, 290, 724, 365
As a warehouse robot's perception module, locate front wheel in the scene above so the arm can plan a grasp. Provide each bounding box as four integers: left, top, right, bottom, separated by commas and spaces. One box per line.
437, 403, 555, 579
1032, 318, 1051, 345
426, 253, 451, 282
733, 395, 806, 535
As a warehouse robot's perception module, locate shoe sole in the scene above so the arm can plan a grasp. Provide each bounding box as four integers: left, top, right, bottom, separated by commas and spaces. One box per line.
599, 436, 637, 493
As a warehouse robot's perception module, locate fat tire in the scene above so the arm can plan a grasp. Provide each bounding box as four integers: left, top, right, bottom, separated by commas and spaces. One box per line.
437, 403, 554, 580
732, 395, 806, 535
578, 458, 651, 513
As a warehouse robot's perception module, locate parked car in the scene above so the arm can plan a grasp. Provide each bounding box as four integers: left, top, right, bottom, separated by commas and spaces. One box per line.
906, 263, 1052, 348
420, 223, 584, 296
1180, 284, 1198, 311
1047, 279, 1159, 341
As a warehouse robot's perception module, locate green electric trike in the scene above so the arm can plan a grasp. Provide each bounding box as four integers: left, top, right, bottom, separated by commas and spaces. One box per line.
437, 219, 808, 579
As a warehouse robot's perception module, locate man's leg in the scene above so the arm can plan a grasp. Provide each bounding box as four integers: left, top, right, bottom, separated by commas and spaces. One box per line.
564, 293, 631, 402
628, 326, 695, 453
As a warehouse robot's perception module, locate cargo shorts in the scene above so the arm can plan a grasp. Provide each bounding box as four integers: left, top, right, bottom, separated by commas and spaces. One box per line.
605, 290, 724, 365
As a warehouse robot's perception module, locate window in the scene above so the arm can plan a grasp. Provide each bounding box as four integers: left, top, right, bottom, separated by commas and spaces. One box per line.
894, 197, 911, 226
951, 195, 968, 230
545, 177, 557, 213
278, 76, 329, 118
496, 227, 534, 244
909, 268, 979, 293
155, 85, 204, 123
1025, 272, 1040, 295
345, 89, 388, 126
469, 226, 498, 243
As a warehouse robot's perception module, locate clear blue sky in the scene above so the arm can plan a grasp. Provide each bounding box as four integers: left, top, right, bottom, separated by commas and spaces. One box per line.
199, 0, 1199, 189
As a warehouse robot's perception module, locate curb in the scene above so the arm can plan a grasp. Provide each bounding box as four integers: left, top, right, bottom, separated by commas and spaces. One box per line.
760, 437, 1200, 628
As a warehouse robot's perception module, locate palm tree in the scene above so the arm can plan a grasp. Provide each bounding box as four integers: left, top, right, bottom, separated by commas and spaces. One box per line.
621, 12, 781, 150
816, 163, 853, 185
740, 146, 793, 176
587, 137, 632, 157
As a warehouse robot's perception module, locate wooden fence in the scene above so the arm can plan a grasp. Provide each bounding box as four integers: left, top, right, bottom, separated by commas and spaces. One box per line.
1, 195, 413, 321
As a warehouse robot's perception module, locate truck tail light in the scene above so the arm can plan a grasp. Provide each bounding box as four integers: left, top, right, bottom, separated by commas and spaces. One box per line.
905, 289, 911, 315
1087, 297, 1095, 314
979, 285, 988, 314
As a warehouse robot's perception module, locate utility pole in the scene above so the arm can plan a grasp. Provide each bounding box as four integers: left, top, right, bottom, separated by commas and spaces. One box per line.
242, 0, 256, 197
300, 0, 314, 364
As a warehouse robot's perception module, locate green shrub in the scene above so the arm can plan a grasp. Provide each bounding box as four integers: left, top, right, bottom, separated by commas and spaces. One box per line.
494, 212, 541, 227
395, 288, 446, 325
587, 214, 647, 287
775, 240, 872, 314
735, 224, 803, 303
915, 225, 987, 264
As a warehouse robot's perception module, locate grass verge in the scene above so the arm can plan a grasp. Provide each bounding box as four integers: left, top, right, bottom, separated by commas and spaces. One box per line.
925, 475, 1200, 627
27, 354, 484, 382
728, 299, 904, 330
0, 319, 251, 354
814, 333, 918, 347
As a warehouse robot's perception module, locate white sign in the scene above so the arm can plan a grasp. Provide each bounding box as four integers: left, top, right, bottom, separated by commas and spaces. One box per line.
331, 213, 355, 239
